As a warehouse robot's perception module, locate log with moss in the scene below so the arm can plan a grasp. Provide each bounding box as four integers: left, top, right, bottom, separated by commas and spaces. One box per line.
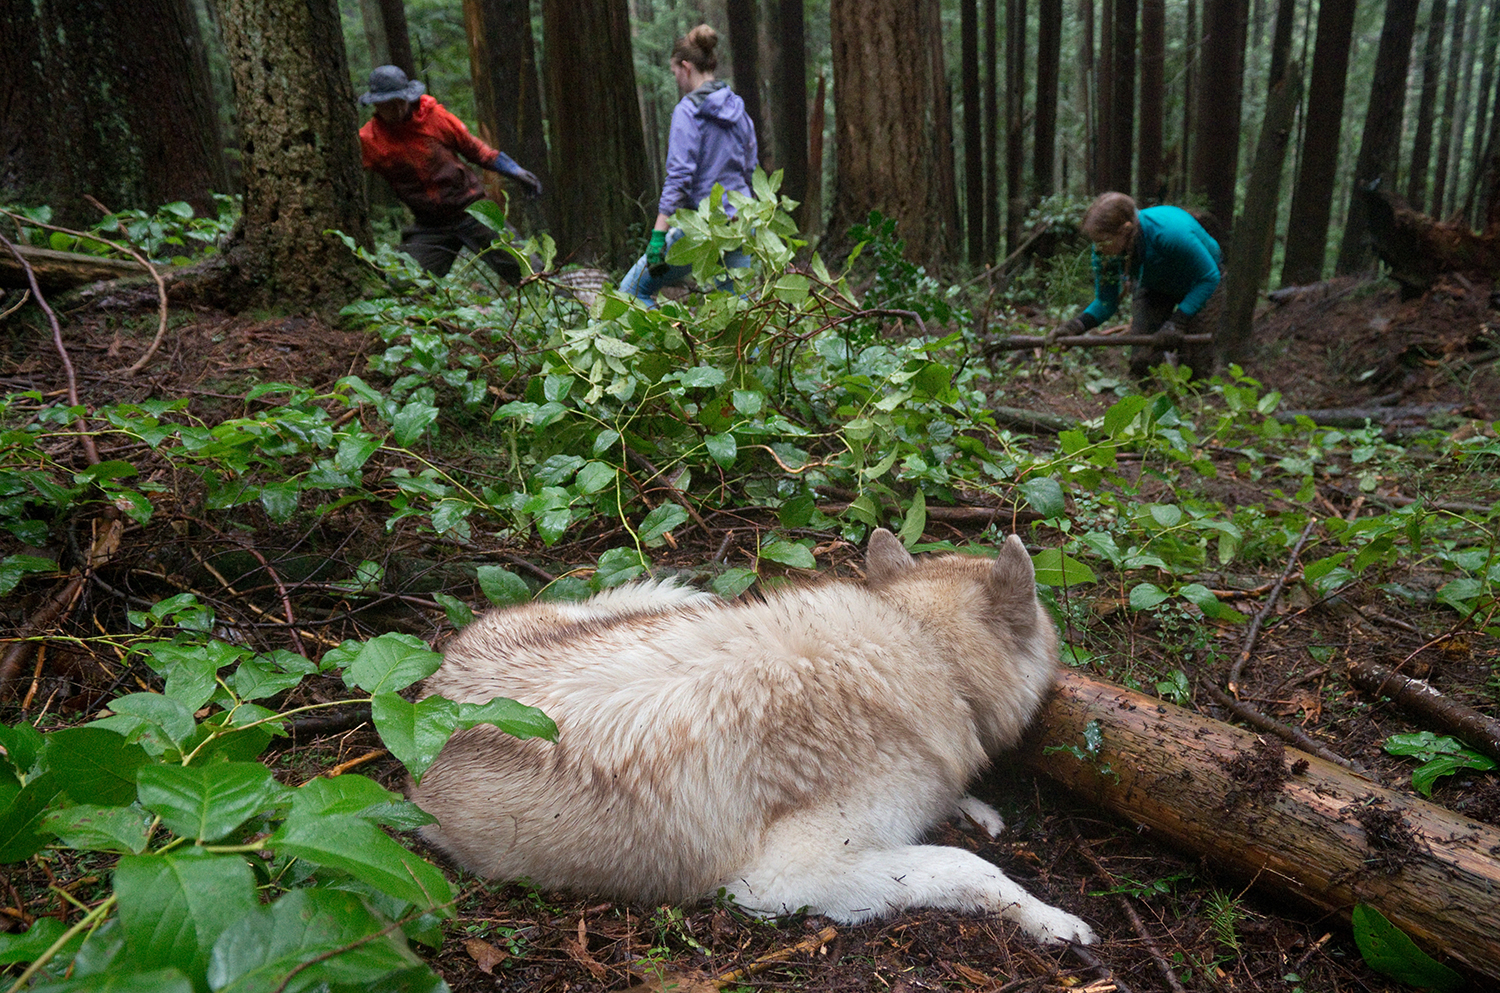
1023, 671, 1500, 980
0, 244, 145, 292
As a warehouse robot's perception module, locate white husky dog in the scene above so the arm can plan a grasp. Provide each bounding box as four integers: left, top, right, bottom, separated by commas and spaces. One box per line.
411, 529, 1095, 945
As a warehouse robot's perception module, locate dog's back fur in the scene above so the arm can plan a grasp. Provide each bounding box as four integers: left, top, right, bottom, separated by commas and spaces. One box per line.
412, 530, 1095, 945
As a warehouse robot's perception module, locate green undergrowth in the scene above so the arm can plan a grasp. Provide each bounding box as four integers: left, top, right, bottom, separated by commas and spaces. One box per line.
2, 176, 1500, 988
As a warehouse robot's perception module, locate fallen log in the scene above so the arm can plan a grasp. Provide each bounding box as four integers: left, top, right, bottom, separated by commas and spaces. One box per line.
0, 244, 145, 292
1023, 671, 1500, 980
1350, 659, 1500, 766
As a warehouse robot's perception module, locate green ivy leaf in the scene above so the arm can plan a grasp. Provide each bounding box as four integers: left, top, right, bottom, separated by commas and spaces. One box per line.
897, 490, 927, 546
0, 553, 56, 597
113, 850, 260, 984
206, 889, 428, 993
711, 567, 757, 598
44, 729, 150, 805
476, 565, 531, 606
1031, 549, 1098, 587
340, 633, 443, 695
136, 762, 285, 842
432, 593, 475, 628
1129, 583, 1171, 610
390, 399, 439, 447
0, 773, 65, 862
760, 540, 816, 570
1350, 904, 1464, 991
0, 917, 77, 965
26, 966, 196, 993
594, 546, 649, 588
639, 502, 690, 544
269, 808, 452, 911
1019, 478, 1066, 519
705, 431, 737, 467
92, 693, 197, 752
42, 804, 153, 854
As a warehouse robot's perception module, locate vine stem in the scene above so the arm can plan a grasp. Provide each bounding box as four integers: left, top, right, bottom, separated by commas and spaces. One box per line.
4, 895, 117, 993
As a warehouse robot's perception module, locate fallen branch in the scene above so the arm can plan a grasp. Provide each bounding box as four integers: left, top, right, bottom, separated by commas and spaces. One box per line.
1274, 403, 1462, 427
1227, 518, 1317, 695
1350, 659, 1500, 765
711, 925, 838, 987
1025, 671, 1500, 979
986, 331, 1213, 354
0, 243, 145, 292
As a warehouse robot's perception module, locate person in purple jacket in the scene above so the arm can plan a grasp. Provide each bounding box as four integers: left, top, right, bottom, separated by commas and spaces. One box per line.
620, 24, 759, 308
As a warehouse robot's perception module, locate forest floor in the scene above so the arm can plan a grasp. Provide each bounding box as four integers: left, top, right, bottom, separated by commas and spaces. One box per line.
1, 272, 1498, 993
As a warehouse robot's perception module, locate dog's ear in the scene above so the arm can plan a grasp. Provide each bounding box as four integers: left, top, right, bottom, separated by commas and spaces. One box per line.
986, 534, 1038, 611
866, 527, 916, 583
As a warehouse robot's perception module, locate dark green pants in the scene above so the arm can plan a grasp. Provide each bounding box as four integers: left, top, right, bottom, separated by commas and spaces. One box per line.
400, 214, 523, 283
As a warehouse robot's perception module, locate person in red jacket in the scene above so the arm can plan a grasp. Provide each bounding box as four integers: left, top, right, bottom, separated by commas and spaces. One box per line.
357, 65, 542, 283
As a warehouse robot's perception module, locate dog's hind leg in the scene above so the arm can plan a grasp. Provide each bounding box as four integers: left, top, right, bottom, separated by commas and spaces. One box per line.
723, 843, 1096, 946
952, 794, 1005, 836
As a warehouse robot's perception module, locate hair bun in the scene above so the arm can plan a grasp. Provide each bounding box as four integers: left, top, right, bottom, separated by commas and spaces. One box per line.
687, 24, 718, 52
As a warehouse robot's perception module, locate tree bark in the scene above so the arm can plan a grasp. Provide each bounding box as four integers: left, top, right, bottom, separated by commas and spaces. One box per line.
1432, 0, 1471, 217
828, 0, 958, 268
378, 0, 415, 78
1108, 0, 1136, 198
963, 0, 985, 264
1033, 0, 1063, 201
1005, 0, 1028, 252
1336, 0, 1420, 275
0, 0, 228, 228
985, 0, 1001, 261
1096, 0, 1115, 191
1280, 0, 1357, 287
1219, 67, 1300, 363
1360, 181, 1500, 294
1407, 0, 1449, 214
1189, 0, 1248, 232
1024, 671, 1500, 980
1465, 0, 1500, 224
726, 0, 766, 152
541, 0, 651, 265
1136, 0, 1164, 202
217, 0, 370, 311
1350, 659, 1500, 766
464, 0, 551, 236
774, 0, 809, 225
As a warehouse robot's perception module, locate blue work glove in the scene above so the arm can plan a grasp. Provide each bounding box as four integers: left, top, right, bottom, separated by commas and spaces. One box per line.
492, 153, 542, 197
646, 230, 668, 275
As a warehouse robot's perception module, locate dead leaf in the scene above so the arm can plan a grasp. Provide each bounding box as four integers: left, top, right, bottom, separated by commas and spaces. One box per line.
463, 938, 508, 974
636, 967, 720, 993
949, 960, 991, 984
562, 917, 608, 979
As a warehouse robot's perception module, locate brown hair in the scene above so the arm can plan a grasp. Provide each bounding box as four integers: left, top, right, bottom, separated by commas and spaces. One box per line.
1080, 191, 1139, 242
672, 24, 719, 72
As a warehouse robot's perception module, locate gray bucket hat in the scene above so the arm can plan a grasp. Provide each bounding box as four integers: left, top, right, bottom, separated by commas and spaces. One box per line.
359, 65, 426, 105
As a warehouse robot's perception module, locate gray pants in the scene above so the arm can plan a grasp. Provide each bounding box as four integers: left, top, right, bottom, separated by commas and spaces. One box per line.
400, 213, 523, 283
1129, 277, 1224, 379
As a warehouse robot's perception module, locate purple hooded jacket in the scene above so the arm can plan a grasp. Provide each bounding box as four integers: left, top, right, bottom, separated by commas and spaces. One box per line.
658, 80, 759, 217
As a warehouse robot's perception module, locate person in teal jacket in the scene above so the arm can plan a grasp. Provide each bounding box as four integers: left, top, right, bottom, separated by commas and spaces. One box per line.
1057, 192, 1224, 377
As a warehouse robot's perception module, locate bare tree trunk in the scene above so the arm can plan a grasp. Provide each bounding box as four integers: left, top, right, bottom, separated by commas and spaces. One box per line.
1180, 0, 1196, 200
1033, 0, 1062, 201
985, 0, 1001, 261
963, 0, 985, 263
1219, 67, 1300, 363
1336, 0, 1421, 275
1024, 672, 1500, 980
1076, 0, 1096, 194
1137, 0, 1164, 202
381, 0, 415, 75
828, 0, 958, 267
1190, 0, 1248, 232
1407, 0, 1449, 213
465, 0, 550, 235
774, 0, 809, 225
1108, 0, 1136, 197
805, 73, 826, 236
726, 0, 766, 151
1465, 0, 1500, 224
1005, 0, 1028, 252
1097, 0, 1115, 191
0, 0, 229, 228
542, 0, 651, 265
1432, 0, 1470, 216
1280, 0, 1357, 286
217, 0, 369, 311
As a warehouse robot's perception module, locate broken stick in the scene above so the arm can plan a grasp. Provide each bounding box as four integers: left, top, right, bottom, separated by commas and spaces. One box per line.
1350, 659, 1500, 766
1024, 671, 1500, 979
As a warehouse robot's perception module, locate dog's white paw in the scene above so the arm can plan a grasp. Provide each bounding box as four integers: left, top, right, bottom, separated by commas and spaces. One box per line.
1023, 905, 1098, 946
953, 795, 1006, 837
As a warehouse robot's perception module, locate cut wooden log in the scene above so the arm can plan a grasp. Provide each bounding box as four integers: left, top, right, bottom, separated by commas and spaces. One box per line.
0, 244, 146, 292
1023, 671, 1500, 979
1361, 182, 1500, 295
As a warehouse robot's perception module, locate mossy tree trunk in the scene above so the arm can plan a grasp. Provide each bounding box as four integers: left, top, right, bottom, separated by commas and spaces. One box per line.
0, 0, 228, 228
217, 0, 371, 312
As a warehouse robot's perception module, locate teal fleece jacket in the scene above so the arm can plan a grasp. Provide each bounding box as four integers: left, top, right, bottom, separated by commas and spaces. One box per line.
1080, 205, 1222, 327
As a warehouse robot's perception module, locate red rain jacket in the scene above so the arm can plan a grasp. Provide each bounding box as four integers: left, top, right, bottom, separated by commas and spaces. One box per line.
359, 95, 499, 225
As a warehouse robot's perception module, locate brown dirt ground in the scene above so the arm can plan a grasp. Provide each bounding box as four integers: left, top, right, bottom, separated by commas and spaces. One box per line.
1, 272, 1498, 993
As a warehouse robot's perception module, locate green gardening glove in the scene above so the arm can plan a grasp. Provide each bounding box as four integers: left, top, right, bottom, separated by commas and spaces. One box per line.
646, 230, 667, 274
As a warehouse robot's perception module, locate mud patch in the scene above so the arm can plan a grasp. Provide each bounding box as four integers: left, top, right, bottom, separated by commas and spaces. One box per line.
1221, 736, 1288, 810
1346, 796, 1424, 875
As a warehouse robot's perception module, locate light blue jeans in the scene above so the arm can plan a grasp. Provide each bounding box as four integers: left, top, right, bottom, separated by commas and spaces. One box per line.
619, 226, 752, 308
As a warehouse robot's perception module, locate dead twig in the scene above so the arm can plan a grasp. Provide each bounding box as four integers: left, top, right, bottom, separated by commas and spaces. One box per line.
0, 288, 31, 321
626, 449, 711, 533
1204, 682, 1367, 774
1227, 518, 1318, 695
712, 925, 838, 987
1069, 823, 1188, 993
0, 229, 100, 466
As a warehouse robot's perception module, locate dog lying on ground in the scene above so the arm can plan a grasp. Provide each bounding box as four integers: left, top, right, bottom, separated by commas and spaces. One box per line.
411, 528, 1096, 946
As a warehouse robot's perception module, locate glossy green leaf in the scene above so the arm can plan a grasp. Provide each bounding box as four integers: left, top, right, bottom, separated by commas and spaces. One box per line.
269, 811, 452, 911
42, 803, 153, 854
136, 762, 284, 842
1351, 904, 1463, 991
44, 729, 150, 805
339, 633, 443, 694
476, 565, 531, 606
113, 851, 260, 984
1031, 549, 1097, 587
